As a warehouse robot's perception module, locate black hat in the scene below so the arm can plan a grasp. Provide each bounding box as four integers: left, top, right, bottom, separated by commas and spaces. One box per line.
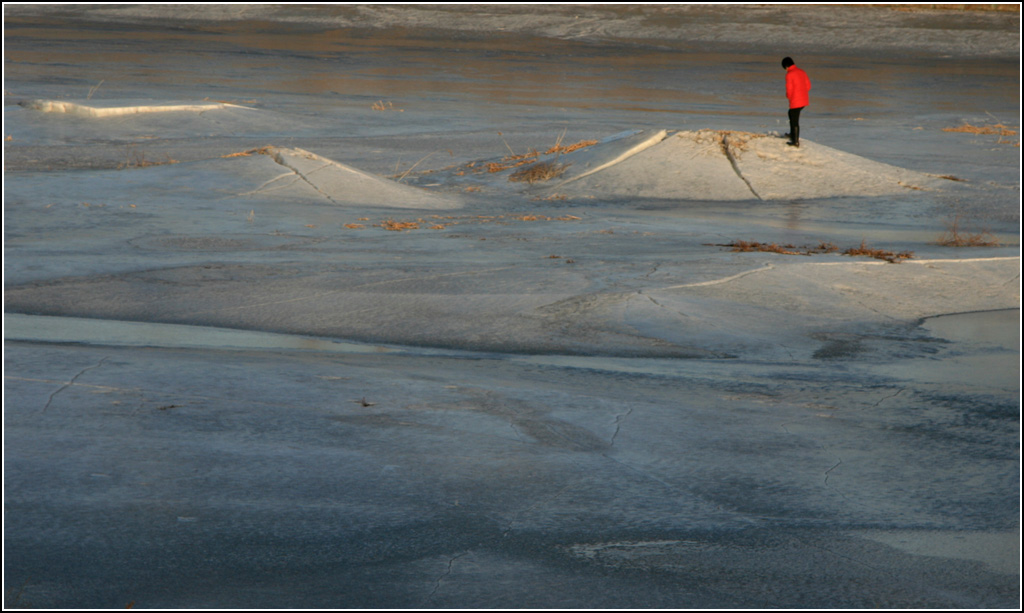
781, 57, 794, 69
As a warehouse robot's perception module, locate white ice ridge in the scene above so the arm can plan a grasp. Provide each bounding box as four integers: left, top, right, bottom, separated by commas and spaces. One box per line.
554, 129, 669, 187
20, 99, 249, 117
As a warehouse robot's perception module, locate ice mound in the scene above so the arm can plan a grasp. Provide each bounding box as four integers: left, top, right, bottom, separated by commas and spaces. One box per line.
20, 98, 246, 117
482, 129, 943, 201
264, 147, 462, 209
3, 140, 462, 210
35, 145, 463, 210
721, 131, 941, 199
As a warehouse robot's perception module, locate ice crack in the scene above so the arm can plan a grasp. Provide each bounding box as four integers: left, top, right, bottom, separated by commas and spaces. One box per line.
871, 388, 904, 408
722, 134, 762, 201
233, 171, 302, 197
427, 550, 470, 601
823, 458, 842, 486
610, 406, 634, 447
41, 357, 109, 413
268, 151, 343, 205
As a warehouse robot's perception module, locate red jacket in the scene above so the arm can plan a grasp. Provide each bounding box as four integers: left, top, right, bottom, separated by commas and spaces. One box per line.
786, 65, 811, 109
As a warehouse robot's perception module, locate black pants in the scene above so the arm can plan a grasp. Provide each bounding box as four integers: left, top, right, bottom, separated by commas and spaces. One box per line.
788, 107, 804, 143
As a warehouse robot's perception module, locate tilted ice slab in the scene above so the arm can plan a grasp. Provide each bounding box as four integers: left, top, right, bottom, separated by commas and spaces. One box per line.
554, 129, 670, 184
528, 129, 943, 201
19, 98, 247, 117
265, 147, 462, 209
4, 143, 462, 211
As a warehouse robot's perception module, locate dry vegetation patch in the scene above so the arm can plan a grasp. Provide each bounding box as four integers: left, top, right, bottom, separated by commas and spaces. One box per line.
221, 146, 273, 158
545, 139, 599, 155
353, 213, 581, 232
486, 151, 541, 174
727, 240, 807, 256
720, 239, 912, 263
372, 100, 403, 112
942, 122, 1017, 136
691, 130, 769, 159
943, 122, 1019, 145
509, 160, 570, 184
482, 149, 541, 173
842, 240, 914, 263
464, 134, 599, 176
936, 215, 1001, 247
380, 219, 422, 231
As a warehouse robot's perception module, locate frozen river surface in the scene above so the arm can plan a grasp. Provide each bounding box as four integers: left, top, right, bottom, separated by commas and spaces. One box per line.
3, 4, 1021, 608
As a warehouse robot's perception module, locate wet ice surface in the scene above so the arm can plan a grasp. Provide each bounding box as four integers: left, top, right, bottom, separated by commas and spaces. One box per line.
3, 5, 1021, 609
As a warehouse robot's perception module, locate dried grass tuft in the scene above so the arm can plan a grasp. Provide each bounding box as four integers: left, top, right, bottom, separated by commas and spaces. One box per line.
942, 122, 1017, 136
461, 133, 600, 176
222, 146, 273, 158
843, 240, 913, 263
486, 149, 540, 173
86, 79, 104, 100
943, 122, 1019, 145
692, 130, 767, 159
380, 220, 421, 231
720, 239, 911, 262
728, 240, 805, 256
509, 160, 570, 183
936, 215, 1001, 247
355, 213, 582, 233
545, 139, 599, 155
393, 150, 452, 182
372, 100, 403, 112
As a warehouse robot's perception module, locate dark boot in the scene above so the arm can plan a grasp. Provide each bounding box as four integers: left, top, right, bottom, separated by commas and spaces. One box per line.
787, 125, 800, 147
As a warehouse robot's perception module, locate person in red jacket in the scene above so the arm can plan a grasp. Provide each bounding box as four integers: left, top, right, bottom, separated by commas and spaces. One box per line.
782, 57, 811, 147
